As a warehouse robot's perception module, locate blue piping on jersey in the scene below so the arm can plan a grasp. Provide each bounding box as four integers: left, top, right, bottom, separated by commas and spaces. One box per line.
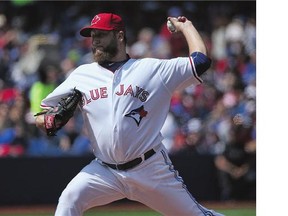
160, 150, 215, 216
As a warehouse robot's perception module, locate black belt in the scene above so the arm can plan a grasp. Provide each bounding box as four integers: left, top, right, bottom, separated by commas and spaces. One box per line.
102, 149, 156, 171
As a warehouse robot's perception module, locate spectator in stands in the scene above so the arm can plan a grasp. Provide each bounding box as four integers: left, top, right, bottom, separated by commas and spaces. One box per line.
0, 92, 28, 157
170, 118, 203, 156
129, 27, 155, 58
29, 62, 59, 115
214, 114, 256, 200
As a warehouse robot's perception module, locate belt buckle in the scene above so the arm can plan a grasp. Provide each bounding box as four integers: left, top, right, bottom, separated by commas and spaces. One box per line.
115, 164, 120, 170
140, 153, 145, 164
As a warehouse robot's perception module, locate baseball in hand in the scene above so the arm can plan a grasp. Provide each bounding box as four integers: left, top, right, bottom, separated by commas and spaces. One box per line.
167, 20, 176, 32
167, 17, 186, 33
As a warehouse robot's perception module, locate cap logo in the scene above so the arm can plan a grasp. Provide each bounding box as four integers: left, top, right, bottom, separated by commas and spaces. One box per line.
91, 15, 101, 25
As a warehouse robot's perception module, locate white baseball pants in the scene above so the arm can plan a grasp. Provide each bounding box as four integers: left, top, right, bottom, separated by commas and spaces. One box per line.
54, 144, 224, 216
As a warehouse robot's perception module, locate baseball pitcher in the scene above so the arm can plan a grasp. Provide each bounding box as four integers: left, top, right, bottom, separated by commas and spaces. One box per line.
35, 13, 224, 216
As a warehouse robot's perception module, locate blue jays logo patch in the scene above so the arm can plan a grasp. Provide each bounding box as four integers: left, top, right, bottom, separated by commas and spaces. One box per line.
125, 105, 148, 126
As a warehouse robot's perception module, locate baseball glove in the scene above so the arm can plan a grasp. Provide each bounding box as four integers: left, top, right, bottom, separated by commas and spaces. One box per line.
35, 87, 82, 136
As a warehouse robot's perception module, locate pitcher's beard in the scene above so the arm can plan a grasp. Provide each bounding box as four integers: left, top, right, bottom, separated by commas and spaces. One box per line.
92, 41, 118, 64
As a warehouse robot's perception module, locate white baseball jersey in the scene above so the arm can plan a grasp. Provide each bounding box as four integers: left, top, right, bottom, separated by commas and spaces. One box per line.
41, 56, 202, 164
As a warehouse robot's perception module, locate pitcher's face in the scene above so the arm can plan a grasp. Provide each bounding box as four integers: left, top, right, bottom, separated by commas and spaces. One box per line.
91, 30, 118, 64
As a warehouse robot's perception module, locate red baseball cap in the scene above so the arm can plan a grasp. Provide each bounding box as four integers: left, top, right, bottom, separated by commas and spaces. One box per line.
80, 13, 125, 37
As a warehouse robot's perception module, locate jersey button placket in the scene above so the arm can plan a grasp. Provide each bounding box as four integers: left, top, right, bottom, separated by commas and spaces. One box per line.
111, 71, 120, 155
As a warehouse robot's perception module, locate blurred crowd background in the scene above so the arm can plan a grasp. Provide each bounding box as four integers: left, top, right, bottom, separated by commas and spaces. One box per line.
0, 1, 256, 200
